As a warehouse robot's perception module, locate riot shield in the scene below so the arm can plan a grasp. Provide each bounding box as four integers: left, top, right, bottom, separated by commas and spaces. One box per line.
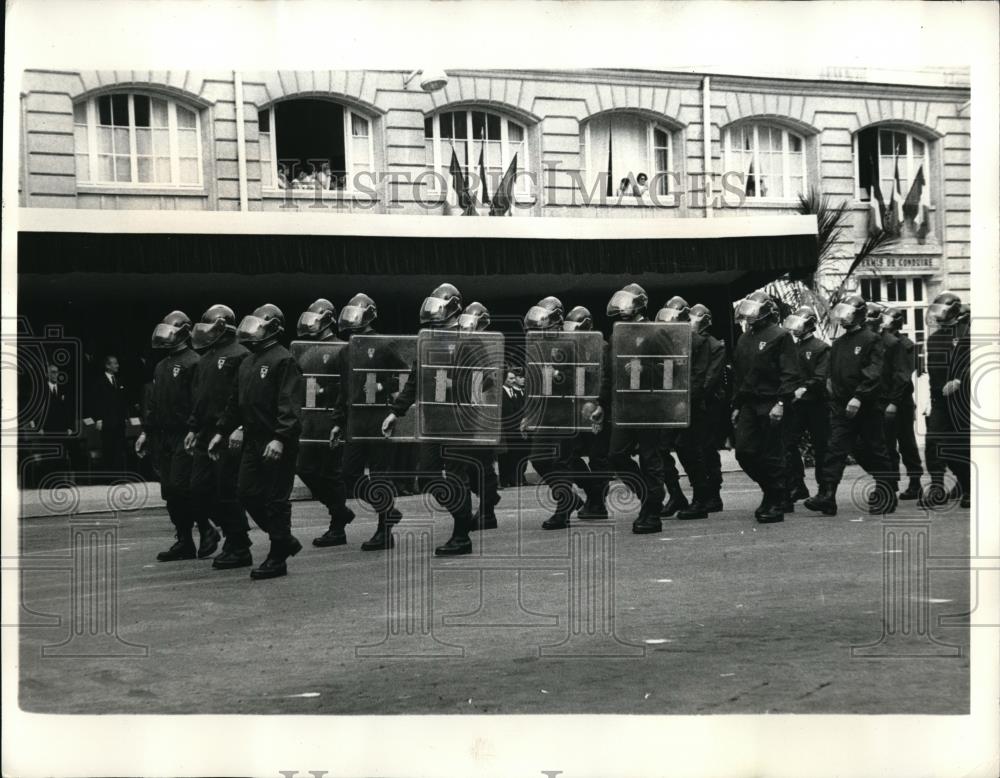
290, 339, 347, 445
346, 335, 417, 442
416, 329, 504, 444
524, 331, 604, 433
611, 322, 691, 428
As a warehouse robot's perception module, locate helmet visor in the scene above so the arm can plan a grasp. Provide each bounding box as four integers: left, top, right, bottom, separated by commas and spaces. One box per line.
151, 322, 184, 349
655, 307, 685, 323
524, 305, 556, 331
457, 312, 483, 332
191, 320, 225, 350
338, 305, 367, 332
783, 314, 812, 337
419, 296, 457, 325
927, 302, 955, 325
562, 319, 591, 333
689, 312, 709, 332
734, 299, 765, 323
236, 315, 271, 343
606, 290, 636, 319
831, 302, 861, 326
297, 311, 327, 337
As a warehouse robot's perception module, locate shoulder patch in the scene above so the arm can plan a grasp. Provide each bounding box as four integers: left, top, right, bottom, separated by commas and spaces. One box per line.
260, 365, 269, 379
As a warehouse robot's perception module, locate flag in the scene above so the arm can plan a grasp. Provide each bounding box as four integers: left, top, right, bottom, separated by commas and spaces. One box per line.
489, 153, 517, 216
902, 164, 924, 221
884, 156, 904, 236
906, 165, 932, 243
447, 145, 477, 216
867, 158, 885, 237
745, 161, 756, 197
605, 130, 614, 198
477, 133, 491, 205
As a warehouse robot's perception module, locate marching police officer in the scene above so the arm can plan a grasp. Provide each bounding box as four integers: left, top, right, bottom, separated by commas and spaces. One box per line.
803, 294, 897, 516
184, 304, 253, 569
293, 298, 358, 547
880, 305, 924, 500
138, 311, 211, 561
688, 303, 727, 513
457, 302, 502, 530
564, 305, 613, 521
382, 287, 477, 555
731, 291, 801, 523
782, 305, 831, 504
210, 304, 305, 580
654, 297, 695, 518
326, 292, 402, 550
606, 283, 667, 533
921, 291, 970, 509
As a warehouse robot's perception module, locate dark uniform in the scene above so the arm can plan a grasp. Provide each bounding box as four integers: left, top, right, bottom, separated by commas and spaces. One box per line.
807, 325, 896, 514
188, 335, 251, 556
146, 347, 200, 547
924, 316, 970, 504
731, 320, 800, 517
885, 331, 923, 495
857, 328, 907, 493
784, 334, 831, 499
218, 342, 305, 553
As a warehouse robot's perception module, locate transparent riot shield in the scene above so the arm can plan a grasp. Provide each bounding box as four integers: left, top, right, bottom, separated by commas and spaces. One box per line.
416, 329, 504, 444
610, 322, 691, 428
290, 339, 347, 445
347, 335, 417, 442
524, 330, 604, 433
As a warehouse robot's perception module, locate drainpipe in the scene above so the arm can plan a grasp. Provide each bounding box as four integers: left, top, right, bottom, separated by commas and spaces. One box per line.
234, 71, 249, 212
702, 75, 713, 218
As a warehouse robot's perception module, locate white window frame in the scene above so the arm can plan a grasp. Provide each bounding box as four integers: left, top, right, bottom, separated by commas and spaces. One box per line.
852, 127, 929, 204
425, 109, 531, 198
73, 92, 203, 188
580, 115, 676, 206
722, 123, 806, 204
857, 274, 929, 371
259, 102, 375, 195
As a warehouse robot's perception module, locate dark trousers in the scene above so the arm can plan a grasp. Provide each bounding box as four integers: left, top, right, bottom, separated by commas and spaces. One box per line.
237, 433, 298, 543
190, 431, 250, 549
530, 435, 587, 514
414, 442, 474, 536
465, 448, 500, 513
608, 427, 665, 517
498, 437, 530, 486
734, 402, 786, 500
340, 438, 396, 515
785, 398, 830, 490
884, 395, 923, 481
580, 423, 613, 504
925, 397, 970, 492
152, 428, 193, 535
297, 442, 352, 521
704, 398, 725, 492
677, 410, 711, 502
820, 401, 894, 489
661, 432, 685, 498
100, 424, 127, 475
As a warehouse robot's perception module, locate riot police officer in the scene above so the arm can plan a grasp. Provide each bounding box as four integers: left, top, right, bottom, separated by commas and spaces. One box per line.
138, 311, 209, 561
210, 304, 305, 580
688, 303, 727, 513
327, 292, 402, 550
185, 304, 253, 569
382, 288, 477, 556
782, 305, 830, 504
731, 291, 801, 523
803, 294, 897, 516
293, 299, 358, 547
606, 283, 667, 533
921, 291, 970, 509
458, 301, 501, 531
880, 305, 924, 500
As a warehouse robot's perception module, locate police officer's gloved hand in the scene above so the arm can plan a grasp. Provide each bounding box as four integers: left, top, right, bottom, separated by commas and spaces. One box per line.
731, 408, 740, 425
794, 387, 807, 402
942, 379, 962, 397
382, 413, 397, 438
768, 402, 783, 426
329, 425, 344, 448
846, 397, 862, 418
207, 433, 223, 461
263, 439, 284, 461
183, 431, 196, 453
885, 403, 898, 420
135, 431, 147, 458
229, 427, 244, 450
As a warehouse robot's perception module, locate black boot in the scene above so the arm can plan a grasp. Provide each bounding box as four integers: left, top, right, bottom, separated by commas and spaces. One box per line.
436, 514, 473, 556
898, 477, 922, 500
756, 494, 785, 524
470, 498, 499, 532
212, 547, 253, 569
789, 482, 810, 502
960, 494, 971, 509
947, 483, 962, 502
676, 500, 709, 520
542, 512, 570, 530
703, 489, 724, 513
753, 495, 769, 520
632, 512, 663, 534
917, 481, 948, 510
577, 493, 609, 520
868, 483, 898, 515
660, 489, 690, 518
197, 524, 221, 559
157, 531, 196, 562
804, 484, 838, 516
776, 490, 794, 514
361, 521, 394, 551
313, 507, 354, 547
250, 535, 302, 580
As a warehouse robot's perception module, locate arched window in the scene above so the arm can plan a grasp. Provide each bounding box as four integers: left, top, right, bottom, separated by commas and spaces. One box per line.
424, 109, 529, 197
854, 126, 929, 203
580, 113, 675, 200
722, 123, 806, 201
73, 92, 203, 186
258, 99, 374, 191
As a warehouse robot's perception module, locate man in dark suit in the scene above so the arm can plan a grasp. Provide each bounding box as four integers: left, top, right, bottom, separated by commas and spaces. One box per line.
498, 368, 526, 487
40, 363, 75, 434
92, 355, 130, 474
